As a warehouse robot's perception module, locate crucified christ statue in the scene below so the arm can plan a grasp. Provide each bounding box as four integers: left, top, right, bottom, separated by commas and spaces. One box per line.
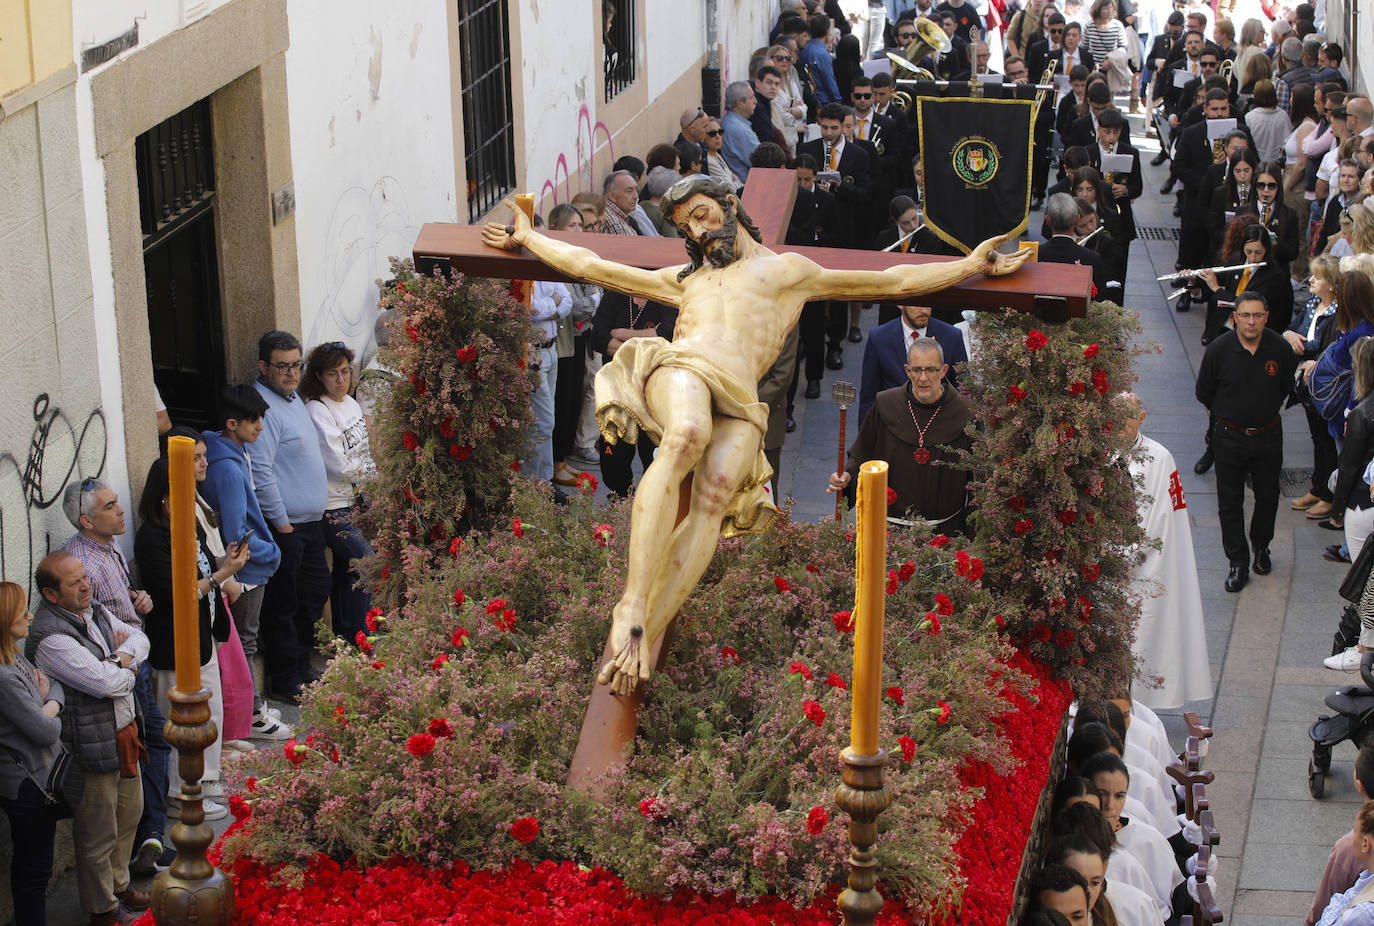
482, 176, 1031, 695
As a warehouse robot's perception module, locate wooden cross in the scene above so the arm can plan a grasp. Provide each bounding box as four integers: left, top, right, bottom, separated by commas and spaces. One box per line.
412, 169, 1092, 317
409, 168, 1092, 795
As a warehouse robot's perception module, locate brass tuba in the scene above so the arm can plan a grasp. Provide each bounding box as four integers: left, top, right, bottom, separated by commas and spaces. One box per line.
904, 16, 954, 66
1219, 58, 1234, 83
892, 89, 916, 112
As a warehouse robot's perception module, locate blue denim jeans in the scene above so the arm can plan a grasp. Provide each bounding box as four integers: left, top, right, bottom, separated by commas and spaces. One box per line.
324, 507, 374, 640
133, 661, 169, 845
0, 778, 57, 925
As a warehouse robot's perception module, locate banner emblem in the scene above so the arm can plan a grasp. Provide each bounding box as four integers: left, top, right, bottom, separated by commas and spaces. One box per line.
953, 137, 1000, 187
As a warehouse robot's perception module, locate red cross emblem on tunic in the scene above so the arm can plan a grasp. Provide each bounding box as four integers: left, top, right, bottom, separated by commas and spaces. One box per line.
1168, 470, 1186, 511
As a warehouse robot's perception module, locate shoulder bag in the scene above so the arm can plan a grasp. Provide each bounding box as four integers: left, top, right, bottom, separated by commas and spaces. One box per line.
0, 741, 85, 819
1310, 344, 1355, 420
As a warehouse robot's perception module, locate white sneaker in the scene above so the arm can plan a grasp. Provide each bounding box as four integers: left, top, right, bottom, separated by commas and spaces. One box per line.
168, 795, 229, 821
261, 706, 283, 721
223, 739, 256, 754
201, 780, 227, 800
249, 714, 295, 740
1324, 647, 1363, 671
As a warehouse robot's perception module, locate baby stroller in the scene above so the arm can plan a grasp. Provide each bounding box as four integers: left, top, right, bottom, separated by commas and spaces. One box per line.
1308, 651, 1374, 798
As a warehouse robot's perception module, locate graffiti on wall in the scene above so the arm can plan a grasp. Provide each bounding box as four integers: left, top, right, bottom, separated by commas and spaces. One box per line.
306, 176, 418, 370
0, 395, 107, 595
537, 104, 616, 213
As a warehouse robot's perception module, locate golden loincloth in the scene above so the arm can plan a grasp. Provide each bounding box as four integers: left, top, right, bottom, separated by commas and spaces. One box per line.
594, 337, 779, 538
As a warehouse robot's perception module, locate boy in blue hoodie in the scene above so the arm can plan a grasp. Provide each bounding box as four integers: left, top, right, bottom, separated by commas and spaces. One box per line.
201, 385, 291, 739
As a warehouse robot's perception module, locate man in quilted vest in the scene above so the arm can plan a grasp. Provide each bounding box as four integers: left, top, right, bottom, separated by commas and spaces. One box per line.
29, 551, 150, 925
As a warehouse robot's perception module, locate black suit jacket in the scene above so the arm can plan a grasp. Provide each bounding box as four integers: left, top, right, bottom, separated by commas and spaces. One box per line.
1067, 113, 1134, 151
788, 186, 843, 248
1206, 260, 1294, 332
1026, 40, 1094, 79
1040, 234, 1108, 296
1257, 200, 1300, 268
1089, 140, 1143, 241
796, 138, 873, 248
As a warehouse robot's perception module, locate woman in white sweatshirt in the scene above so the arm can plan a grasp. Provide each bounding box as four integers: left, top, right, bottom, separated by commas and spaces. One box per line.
302, 341, 375, 640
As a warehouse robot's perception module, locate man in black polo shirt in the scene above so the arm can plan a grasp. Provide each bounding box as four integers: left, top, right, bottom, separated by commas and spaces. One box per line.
1195, 292, 1296, 592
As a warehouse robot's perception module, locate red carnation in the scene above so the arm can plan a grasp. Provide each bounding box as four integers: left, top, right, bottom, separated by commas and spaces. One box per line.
720, 646, 742, 665
806, 806, 829, 835
886, 571, 899, 595
1057, 422, 1076, 441
1092, 369, 1110, 395
1083, 562, 1101, 582
592, 523, 613, 546
450, 626, 469, 648
1014, 519, 1034, 535
1067, 380, 1086, 395
405, 323, 418, 342
806, 563, 819, 573
371, 661, 385, 670
410, 375, 427, 396
406, 733, 436, 758
803, 700, 826, 726
1024, 330, 1049, 350
456, 345, 477, 363
789, 661, 813, 680
485, 598, 507, 614
428, 718, 453, 738
935, 700, 951, 724
512, 518, 524, 538
510, 817, 539, 844
354, 630, 372, 655
934, 592, 954, 615
365, 608, 383, 632
994, 614, 1006, 629
452, 588, 466, 606
930, 534, 951, 547
229, 794, 252, 821
246, 776, 257, 793
449, 537, 463, 558
510, 459, 521, 471
576, 471, 599, 492
886, 487, 897, 506
1084, 343, 1100, 359
381, 565, 391, 579
330, 749, 340, 764
825, 673, 847, 690
440, 417, 457, 438
774, 576, 791, 593
833, 610, 854, 634
886, 686, 905, 705
926, 612, 942, 635
1055, 629, 1076, 648
897, 560, 916, 582
1031, 623, 1052, 642
402, 431, 420, 452
638, 798, 657, 818
955, 550, 971, 575
1057, 509, 1078, 525
284, 739, 306, 766
1007, 384, 1028, 404
1050, 597, 1067, 613
450, 443, 473, 461
968, 558, 984, 581
898, 735, 916, 763
494, 608, 518, 632
432, 654, 449, 671
1007, 495, 1026, 512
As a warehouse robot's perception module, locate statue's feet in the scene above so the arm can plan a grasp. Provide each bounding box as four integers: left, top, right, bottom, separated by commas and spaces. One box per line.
597, 624, 650, 696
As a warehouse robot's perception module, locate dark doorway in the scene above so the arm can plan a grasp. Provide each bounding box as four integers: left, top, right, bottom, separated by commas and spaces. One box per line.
137, 99, 225, 430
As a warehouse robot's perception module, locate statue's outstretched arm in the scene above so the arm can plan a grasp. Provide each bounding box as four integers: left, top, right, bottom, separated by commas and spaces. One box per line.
797, 234, 1034, 302
481, 197, 684, 307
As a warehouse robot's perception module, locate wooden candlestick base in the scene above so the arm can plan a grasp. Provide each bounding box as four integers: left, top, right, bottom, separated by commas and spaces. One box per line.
834, 747, 894, 926
151, 686, 235, 925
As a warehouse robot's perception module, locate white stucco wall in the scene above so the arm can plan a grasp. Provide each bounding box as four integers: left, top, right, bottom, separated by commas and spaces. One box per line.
284, 0, 458, 355
73, 0, 236, 60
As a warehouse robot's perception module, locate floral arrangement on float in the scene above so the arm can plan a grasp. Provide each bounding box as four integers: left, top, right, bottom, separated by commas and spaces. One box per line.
202, 271, 1141, 924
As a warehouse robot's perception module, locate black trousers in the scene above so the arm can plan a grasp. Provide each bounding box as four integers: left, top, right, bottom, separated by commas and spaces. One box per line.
261, 519, 330, 693
599, 433, 657, 498
1304, 402, 1339, 500
798, 301, 847, 382
552, 334, 588, 463
1213, 424, 1283, 567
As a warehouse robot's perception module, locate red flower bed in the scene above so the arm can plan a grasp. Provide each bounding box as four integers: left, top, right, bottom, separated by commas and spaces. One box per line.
135, 653, 1068, 926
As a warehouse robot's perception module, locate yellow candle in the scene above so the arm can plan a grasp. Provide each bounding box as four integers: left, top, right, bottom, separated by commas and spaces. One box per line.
850, 461, 889, 756
168, 436, 201, 695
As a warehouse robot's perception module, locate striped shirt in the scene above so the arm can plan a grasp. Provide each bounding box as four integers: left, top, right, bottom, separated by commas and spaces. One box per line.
63, 532, 142, 630
33, 602, 148, 731
1083, 19, 1126, 62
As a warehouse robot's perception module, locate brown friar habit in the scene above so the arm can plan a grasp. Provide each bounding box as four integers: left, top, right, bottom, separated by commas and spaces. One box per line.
846, 382, 972, 526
